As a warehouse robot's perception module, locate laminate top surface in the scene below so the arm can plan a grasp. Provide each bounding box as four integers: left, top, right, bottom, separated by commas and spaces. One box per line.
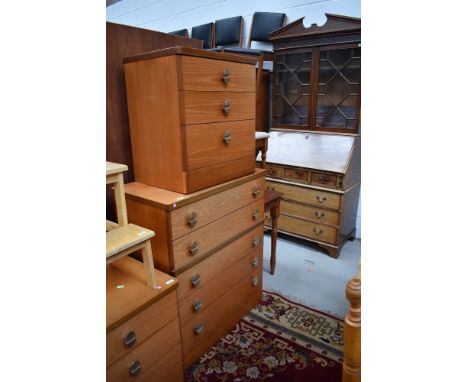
125, 168, 266, 211
259, 131, 356, 174
106, 161, 128, 176
106, 256, 178, 332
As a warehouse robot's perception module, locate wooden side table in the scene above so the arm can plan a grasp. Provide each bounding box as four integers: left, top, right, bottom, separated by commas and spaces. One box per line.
264, 189, 282, 275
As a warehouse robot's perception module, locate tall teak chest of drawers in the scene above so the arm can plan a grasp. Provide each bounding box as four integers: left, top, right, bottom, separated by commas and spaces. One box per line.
123, 47, 258, 194
124, 169, 265, 368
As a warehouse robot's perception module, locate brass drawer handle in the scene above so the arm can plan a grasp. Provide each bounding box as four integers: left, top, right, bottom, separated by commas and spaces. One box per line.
252, 256, 259, 268
223, 129, 231, 145
222, 99, 231, 115
313, 227, 323, 236
252, 276, 259, 287
222, 68, 230, 84
193, 299, 203, 312
189, 241, 199, 256
319, 175, 329, 183
252, 185, 260, 198
314, 211, 325, 219
268, 168, 277, 175
187, 212, 198, 228
316, 195, 327, 203
194, 323, 204, 335
123, 330, 137, 348
252, 208, 260, 220
128, 360, 142, 377
252, 236, 260, 247
191, 274, 201, 288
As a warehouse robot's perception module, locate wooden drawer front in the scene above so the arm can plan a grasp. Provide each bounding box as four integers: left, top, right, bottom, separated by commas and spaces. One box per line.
185, 119, 254, 171
281, 200, 340, 227
284, 167, 309, 183
171, 178, 264, 240
179, 56, 255, 92
172, 199, 264, 271
181, 267, 262, 368
310, 172, 340, 189
181, 91, 255, 125
266, 164, 283, 178
178, 246, 263, 325
278, 215, 337, 244
106, 319, 181, 381
266, 181, 341, 210
106, 291, 178, 367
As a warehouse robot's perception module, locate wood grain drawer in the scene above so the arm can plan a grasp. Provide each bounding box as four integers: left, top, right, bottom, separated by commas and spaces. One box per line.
181, 267, 262, 368
281, 200, 340, 226
172, 199, 264, 271
266, 164, 283, 178
278, 214, 337, 244
178, 245, 262, 325
284, 167, 308, 183
310, 171, 340, 189
179, 56, 255, 92
185, 119, 254, 171
171, 178, 264, 240
176, 225, 263, 300
181, 91, 255, 125
266, 180, 341, 210
107, 291, 178, 367
106, 319, 181, 381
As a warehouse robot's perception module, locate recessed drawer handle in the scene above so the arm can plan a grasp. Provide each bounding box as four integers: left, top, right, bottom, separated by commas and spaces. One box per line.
189, 241, 199, 256
128, 360, 142, 377
252, 208, 260, 220
187, 212, 198, 228
316, 195, 327, 203
222, 99, 231, 115
193, 299, 203, 312
252, 276, 259, 287
223, 129, 231, 145
319, 175, 329, 183
222, 68, 230, 84
314, 211, 325, 219
194, 323, 204, 335
191, 274, 201, 288
123, 330, 137, 348
252, 185, 260, 198
252, 256, 259, 268
252, 236, 260, 247
313, 228, 323, 235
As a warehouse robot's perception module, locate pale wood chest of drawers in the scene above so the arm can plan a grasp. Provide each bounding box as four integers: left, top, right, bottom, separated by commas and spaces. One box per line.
123, 47, 258, 194
260, 131, 360, 258
106, 256, 183, 382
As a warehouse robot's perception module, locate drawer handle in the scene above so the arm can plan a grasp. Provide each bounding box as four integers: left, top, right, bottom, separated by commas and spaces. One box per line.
319, 175, 329, 183
223, 129, 231, 145
295, 170, 303, 176
252, 235, 260, 247
316, 195, 327, 203
252, 276, 259, 287
268, 168, 277, 175
252, 185, 260, 198
222, 68, 231, 84
314, 211, 325, 219
252, 208, 260, 220
252, 256, 259, 268
189, 241, 199, 256
222, 99, 231, 115
128, 360, 142, 377
123, 330, 137, 348
187, 212, 198, 228
191, 274, 201, 288
193, 299, 203, 312
194, 323, 204, 335
313, 227, 323, 236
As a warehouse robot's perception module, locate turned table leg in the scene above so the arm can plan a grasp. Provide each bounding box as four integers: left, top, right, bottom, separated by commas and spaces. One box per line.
270, 199, 280, 275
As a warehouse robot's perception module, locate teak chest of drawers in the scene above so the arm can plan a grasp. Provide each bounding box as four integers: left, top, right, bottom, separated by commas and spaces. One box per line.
123, 47, 258, 194
260, 131, 360, 258
124, 169, 265, 368
106, 256, 183, 382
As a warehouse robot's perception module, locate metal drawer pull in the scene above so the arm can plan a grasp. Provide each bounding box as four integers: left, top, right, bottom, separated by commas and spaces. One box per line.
252, 208, 260, 220
316, 195, 327, 203
252, 256, 259, 268
252, 276, 259, 287
194, 323, 204, 335
223, 129, 231, 145
128, 360, 142, 377
187, 212, 198, 228
193, 299, 203, 312
222, 99, 231, 115
252, 185, 260, 198
314, 211, 325, 219
189, 241, 199, 256
123, 330, 137, 348
319, 175, 329, 183
191, 274, 201, 288
313, 228, 323, 235
252, 236, 260, 247
222, 68, 230, 84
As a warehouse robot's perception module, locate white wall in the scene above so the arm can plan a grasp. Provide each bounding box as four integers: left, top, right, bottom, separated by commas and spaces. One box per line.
106, 0, 362, 238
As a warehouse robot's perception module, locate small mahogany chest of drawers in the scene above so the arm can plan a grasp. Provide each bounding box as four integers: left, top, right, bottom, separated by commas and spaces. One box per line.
260, 131, 360, 258
123, 47, 258, 194
124, 169, 265, 368
106, 256, 183, 382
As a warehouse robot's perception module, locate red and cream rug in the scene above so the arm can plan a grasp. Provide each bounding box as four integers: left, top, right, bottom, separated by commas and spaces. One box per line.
185, 290, 344, 382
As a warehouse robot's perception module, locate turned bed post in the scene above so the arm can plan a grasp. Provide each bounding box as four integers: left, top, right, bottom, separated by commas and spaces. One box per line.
342, 260, 361, 382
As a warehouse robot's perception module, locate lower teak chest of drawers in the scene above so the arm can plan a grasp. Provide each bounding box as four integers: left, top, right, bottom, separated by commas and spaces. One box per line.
124, 169, 266, 368
259, 131, 360, 258
106, 256, 183, 382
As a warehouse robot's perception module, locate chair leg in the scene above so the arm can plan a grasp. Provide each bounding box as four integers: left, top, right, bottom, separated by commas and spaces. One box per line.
141, 240, 157, 288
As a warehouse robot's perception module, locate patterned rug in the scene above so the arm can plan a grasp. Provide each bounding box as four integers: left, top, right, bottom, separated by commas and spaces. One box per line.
185, 290, 344, 382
